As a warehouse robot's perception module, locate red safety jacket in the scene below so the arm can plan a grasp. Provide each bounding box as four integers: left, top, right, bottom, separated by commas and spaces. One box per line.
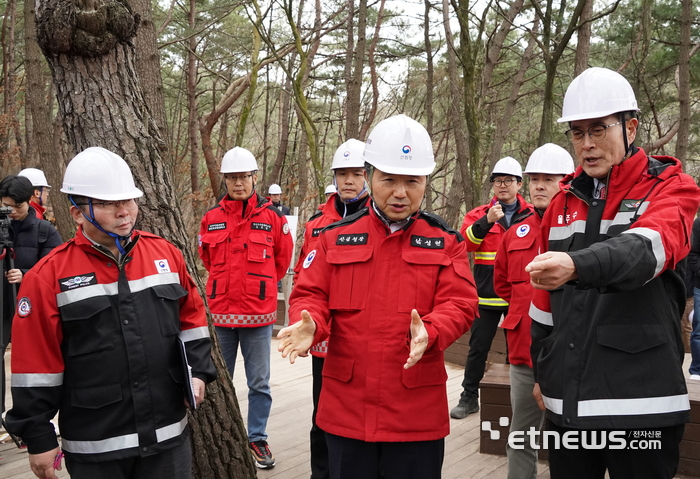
290, 204, 478, 442
493, 211, 542, 367
29, 200, 46, 219
199, 193, 293, 328
292, 193, 370, 357
6, 228, 216, 461
460, 195, 532, 309
530, 148, 700, 430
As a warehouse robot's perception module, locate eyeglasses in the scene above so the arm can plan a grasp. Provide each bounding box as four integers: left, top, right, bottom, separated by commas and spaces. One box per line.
76, 199, 138, 214
492, 178, 516, 187
224, 174, 253, 183
565, 122, 622, 144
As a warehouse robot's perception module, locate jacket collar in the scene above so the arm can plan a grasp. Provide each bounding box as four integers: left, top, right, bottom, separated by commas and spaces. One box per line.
219, 192, 269, 220
565, 147, 681, 199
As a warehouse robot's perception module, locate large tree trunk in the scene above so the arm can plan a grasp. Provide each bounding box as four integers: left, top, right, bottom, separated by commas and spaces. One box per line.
23, 0, 74, 238
574, 0, 593, 76
34, 1, 256, 477
130, 0, 169, 144
186, 0, 200, 194
444, 0, 473, 221
675, 0, 691, 165
345, 0, 366, 139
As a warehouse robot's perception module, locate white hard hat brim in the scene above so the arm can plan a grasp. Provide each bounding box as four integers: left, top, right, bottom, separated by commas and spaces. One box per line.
60, 186, 144, 201
368, 161, 435, 176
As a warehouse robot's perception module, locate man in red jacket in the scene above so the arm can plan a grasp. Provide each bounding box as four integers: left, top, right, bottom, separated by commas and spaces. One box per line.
278, 114, 478, 479
292, 137, 370, 479
7, 147, 216, 479
527, 67, 700, 478
451, 157, 533, 419
18, 168, 51, 220
493, 144, 573, 479
198, 147, 293, 469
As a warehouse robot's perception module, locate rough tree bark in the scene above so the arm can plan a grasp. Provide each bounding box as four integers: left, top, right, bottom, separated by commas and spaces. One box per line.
33, 0, 256, 477
443, 0, 473, 224
675, 0, 691, 165
345, 0, 367, 139
357, 0, 385, 140
23, 0, 74, 239
574, 0, 592, 77
423, 0, 434, 212
130, 0, 169, 144
186, 0, 200, 194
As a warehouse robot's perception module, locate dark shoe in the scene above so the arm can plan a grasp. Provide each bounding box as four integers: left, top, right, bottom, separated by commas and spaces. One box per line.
450, 395, 479, 419
250, 440, 276, 469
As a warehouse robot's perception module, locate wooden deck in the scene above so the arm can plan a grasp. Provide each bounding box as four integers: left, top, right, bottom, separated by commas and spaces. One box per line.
4, 343, 697, 478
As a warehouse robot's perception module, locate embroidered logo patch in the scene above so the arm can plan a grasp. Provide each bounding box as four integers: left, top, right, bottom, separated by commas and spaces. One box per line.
411, 235, 444, 249
59, 273, 97, 292
17, 297, 31, 317
620, 199, 642, 212
312, 228, 323, 237
208, 222, 226, 231
336, 233, 368, 245
252, 222, 272, 232
303, 250, 317, 269
516, 224, 530, 237
283, 223, 290, 235
155, 259, 171, 273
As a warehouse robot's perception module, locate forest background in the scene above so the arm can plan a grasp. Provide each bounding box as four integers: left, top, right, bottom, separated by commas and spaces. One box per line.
0, 1, 698, 476
0, 0, 698, 243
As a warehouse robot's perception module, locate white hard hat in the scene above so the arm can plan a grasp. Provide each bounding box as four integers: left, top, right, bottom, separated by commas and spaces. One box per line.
60, 147, 143, 200
524, 144, 575, 175
491, 156, 522, 179
558, 67, 639, 123
220, 147, 258, 173
363, 114, 435, 175
331, 139, 366, 170
268, 184, 282, 195
325, 184, 337, 195
19, 168, 50, 188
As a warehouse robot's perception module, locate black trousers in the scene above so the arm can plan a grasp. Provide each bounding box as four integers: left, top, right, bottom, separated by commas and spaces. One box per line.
65, 435, 192, 479
546, 420, 685, 479
311, 355, 329, 479
460, 306, 506, 400
325, 433, 444, 479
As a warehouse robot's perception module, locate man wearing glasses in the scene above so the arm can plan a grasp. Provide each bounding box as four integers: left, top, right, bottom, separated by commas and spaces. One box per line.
527, 67, 700, 478
198, 147, 293, 470
451, 157, 532, 419
7, 147, 216, 478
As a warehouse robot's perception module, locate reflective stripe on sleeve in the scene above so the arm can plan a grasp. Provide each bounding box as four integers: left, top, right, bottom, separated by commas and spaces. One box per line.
621, 227, 666, 278
466, 225, 484, 245
179, 326, 210, 343
474, 252, 497, 261
12, 373, 64, 387
478, 297, 509, 307
529, 302, 553, 326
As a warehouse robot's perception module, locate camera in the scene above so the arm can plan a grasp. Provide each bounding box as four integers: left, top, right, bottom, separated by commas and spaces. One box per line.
0, 206, 12, 245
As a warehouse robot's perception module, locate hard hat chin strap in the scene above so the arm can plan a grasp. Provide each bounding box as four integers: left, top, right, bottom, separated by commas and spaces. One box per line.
620, 112, 633, 157
333, 176, 369, 205
37, 187, 44, 206
69, 196, 131, 256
